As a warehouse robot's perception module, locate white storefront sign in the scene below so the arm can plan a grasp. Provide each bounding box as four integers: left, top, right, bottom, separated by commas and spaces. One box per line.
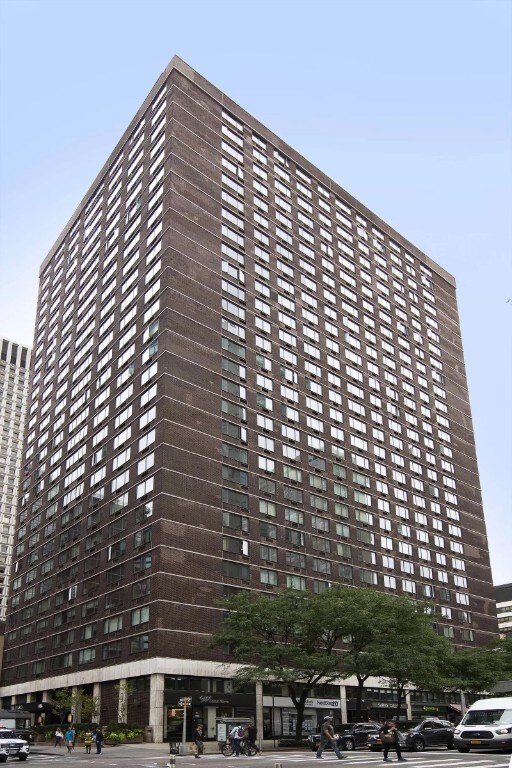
263, 696, 340, 709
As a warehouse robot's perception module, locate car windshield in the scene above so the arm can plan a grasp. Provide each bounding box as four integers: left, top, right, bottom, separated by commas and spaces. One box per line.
462, 709, 512, 726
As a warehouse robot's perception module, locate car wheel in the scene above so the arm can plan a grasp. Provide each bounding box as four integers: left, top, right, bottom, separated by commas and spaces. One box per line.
0, 759, 6, 764
369, 747, 381, 752
447, 739, 454, 750
411, 738, 425, 752
457, 747, 470, 753
18, 757, 28, 762
343, 740, 354, 751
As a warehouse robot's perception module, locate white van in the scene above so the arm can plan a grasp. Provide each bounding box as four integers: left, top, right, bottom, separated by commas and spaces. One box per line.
453, 697, 512, 753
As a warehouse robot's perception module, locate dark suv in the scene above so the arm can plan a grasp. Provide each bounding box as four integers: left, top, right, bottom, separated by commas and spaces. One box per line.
307, 727, 345, 752
308, 722, 381, 751
368, 719, 454, 752
402, 719, 455, 752
340, 723, 382, 750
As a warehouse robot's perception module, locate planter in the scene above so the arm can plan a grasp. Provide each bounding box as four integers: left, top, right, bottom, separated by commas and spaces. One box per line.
104, 737, 144, 745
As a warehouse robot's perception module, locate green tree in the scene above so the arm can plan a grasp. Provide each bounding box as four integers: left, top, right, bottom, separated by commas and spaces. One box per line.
438, 640, 511, 700
376, 602, 451, 718
79, 692, 100, 723
114, 681, 137, 724
211, 589, 349, 739
332, 589, 450, 720
331, 588, 399, 720
47, 689, 74, 723
47, 688, 99, 724
493, 637, 512, 678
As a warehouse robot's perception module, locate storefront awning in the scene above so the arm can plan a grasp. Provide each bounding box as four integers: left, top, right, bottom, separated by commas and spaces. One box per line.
9, 703, 52, 714
447, 703, 461, 713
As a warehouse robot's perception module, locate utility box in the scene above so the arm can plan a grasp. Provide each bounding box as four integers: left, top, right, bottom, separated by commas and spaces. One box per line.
144, 726, 153, 743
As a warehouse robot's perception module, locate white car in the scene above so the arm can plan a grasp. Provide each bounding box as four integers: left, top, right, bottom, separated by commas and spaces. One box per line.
0, 731, 30, 762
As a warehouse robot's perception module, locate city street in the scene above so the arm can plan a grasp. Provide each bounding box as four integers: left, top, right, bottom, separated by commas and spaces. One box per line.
27, 745, 512, 768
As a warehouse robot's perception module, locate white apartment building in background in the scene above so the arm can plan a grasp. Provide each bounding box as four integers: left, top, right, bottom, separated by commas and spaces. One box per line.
496, 583, 512, 638
0, 338, 31, 621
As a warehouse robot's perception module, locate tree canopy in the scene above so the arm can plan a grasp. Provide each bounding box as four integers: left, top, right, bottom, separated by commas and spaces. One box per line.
332, 587, 450, 719
211, 588, 348, 737
47, 688, 99, 724
211, 586, 469, 733
437, 638, 512, 696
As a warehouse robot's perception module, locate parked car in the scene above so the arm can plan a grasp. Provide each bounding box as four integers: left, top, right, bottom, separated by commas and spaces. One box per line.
0, 731, 30, 762
339, 723, 382, 750
453, 696, 512, 754
367, 719, 454, 752
307, 728, 343, 752
308, 722, 381, 751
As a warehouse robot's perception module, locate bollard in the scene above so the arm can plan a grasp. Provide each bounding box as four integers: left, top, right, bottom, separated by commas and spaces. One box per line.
274, 763, 282, 768
168, 754, 176, 768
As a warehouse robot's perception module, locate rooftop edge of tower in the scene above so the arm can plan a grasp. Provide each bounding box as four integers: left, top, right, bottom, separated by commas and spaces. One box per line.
39, 54, 455, 289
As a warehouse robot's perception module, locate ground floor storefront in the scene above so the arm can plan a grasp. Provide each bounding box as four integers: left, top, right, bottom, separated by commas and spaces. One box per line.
0, 660, 474, 742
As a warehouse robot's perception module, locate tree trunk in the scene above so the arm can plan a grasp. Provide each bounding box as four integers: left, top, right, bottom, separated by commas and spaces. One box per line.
289, 686, 310, 740
395, 684, 406, 720
354, 675, 368, 721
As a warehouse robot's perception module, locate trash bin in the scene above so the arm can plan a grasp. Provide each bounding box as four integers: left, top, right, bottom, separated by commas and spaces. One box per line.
144, 726, 153, 743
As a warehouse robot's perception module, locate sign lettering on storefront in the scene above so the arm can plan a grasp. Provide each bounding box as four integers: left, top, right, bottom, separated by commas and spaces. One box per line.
198, 695, 231, 705
264, 696, 341, 708
305, 699, 341, 708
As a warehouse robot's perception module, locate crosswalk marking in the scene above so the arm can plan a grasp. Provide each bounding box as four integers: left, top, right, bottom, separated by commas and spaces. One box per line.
230, 753, 509, 767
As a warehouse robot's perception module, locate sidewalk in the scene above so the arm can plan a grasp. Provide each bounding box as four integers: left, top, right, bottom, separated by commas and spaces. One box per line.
32, 743, 179, 756
31, 740, 285, 757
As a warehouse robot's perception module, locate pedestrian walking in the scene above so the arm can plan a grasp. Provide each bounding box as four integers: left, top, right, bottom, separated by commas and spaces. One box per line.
95, 728, 104, 754
64, 727, 74, 753
84, 730, 93, 754
54, 727, 63, 747
71, 726, 76, 750
192, 723, 204, 758
379, 720, 406, 762
316, 716, 345, 760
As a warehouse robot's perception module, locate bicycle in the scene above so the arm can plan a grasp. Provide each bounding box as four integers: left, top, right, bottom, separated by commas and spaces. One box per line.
221, 738, 258, 757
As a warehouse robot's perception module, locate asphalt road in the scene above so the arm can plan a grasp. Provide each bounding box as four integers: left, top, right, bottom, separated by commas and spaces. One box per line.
27, 745, 512, 768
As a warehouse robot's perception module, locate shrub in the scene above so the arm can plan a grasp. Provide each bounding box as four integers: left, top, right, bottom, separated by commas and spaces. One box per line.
104, 724, 144, 743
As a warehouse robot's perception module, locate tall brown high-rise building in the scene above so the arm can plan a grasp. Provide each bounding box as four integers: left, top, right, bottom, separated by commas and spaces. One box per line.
0, 57, 497, 737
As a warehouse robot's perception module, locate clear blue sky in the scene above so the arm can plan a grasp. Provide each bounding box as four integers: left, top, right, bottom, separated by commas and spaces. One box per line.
0, 0, 510, 584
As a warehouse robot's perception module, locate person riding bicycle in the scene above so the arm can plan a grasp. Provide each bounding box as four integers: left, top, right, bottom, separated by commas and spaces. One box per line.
228, 724, 244, 756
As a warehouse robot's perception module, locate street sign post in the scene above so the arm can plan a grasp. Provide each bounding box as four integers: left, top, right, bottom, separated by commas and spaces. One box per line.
178, 697, 192, 755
